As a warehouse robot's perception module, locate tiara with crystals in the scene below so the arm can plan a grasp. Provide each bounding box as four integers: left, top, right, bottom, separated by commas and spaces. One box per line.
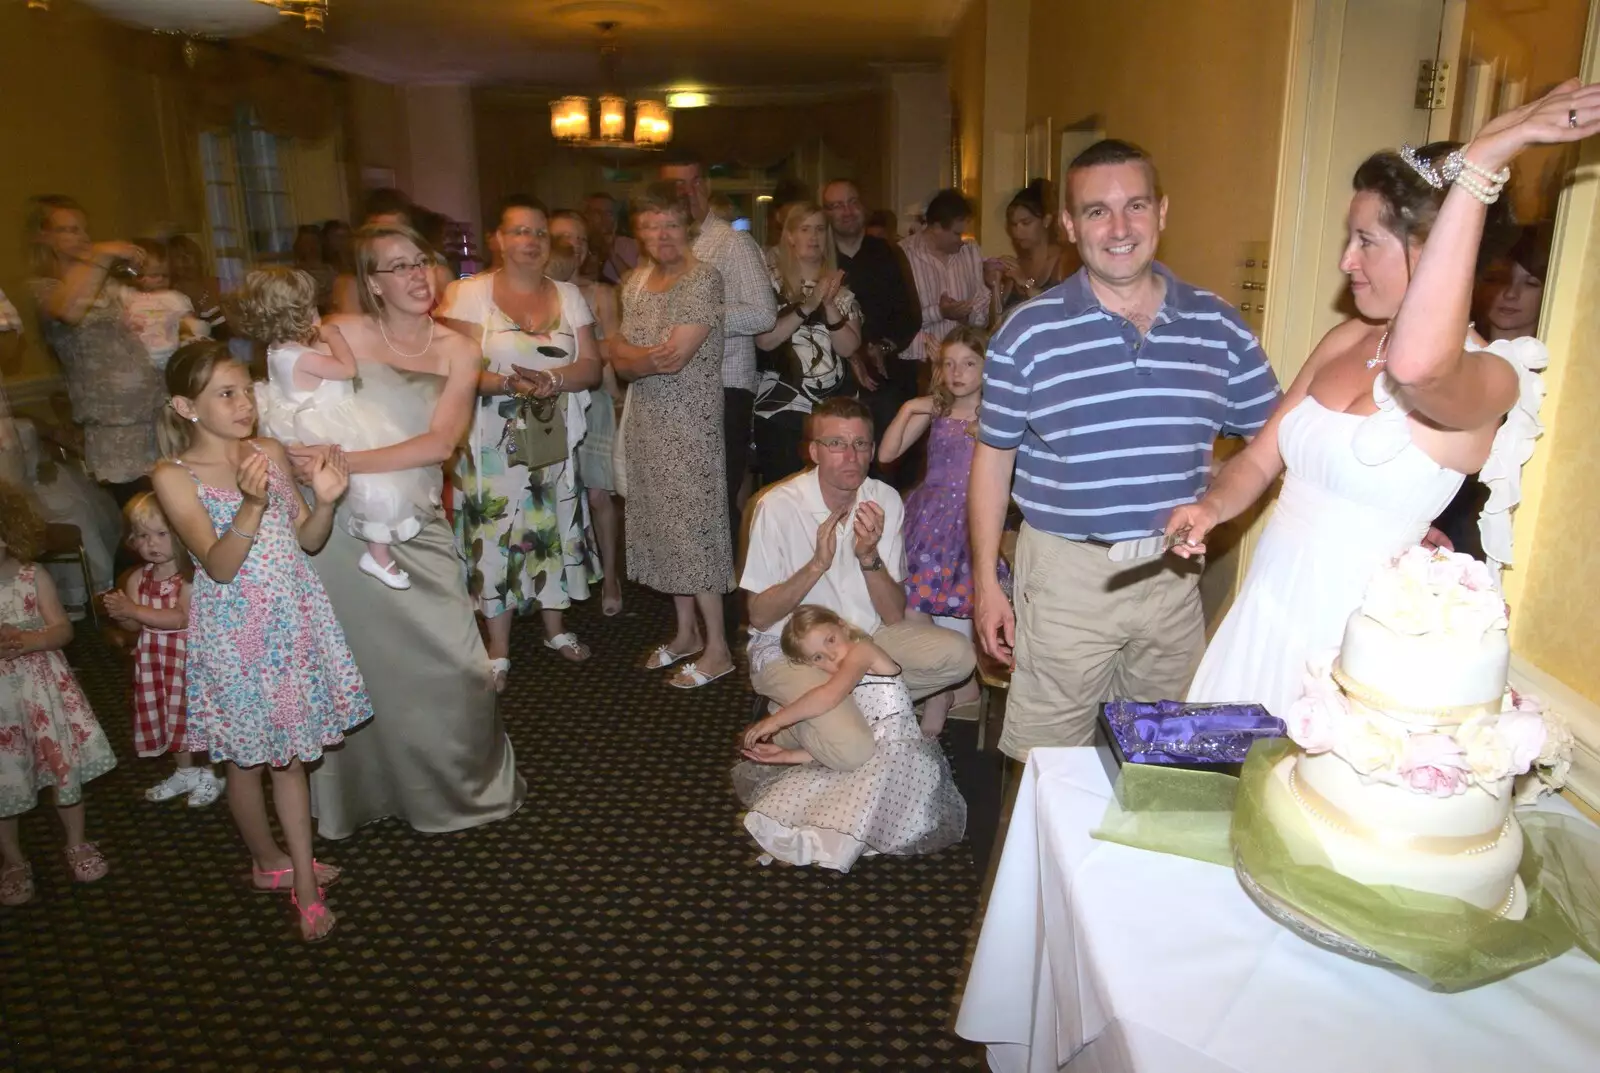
1398, 144, 1511, 205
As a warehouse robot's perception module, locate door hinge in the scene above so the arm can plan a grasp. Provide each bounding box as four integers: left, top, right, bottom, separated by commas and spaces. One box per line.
1416, 59, 1451, 111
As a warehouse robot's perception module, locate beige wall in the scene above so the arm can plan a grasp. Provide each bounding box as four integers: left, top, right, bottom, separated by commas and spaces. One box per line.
0, 4, 194, 385
346, 77, 413, 198
948, 0, 988, 231
1026, 0, 1294, 297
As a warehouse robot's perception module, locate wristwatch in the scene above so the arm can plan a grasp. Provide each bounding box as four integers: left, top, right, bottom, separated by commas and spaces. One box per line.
861, 553, 885, 572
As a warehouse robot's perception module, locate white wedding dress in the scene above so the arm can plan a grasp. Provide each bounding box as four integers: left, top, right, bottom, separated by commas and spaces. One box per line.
1187, 337, 1547, 719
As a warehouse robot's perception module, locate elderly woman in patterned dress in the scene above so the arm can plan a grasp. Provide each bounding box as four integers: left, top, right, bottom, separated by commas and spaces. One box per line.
607, 183, 735, 689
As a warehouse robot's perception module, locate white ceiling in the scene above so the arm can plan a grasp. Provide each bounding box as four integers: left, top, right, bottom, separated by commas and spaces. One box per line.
258, 0, 969, 89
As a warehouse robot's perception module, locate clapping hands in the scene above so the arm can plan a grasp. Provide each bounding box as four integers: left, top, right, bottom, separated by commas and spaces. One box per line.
237, 451, 271, 505
852, 501, 885, 564
304, 444, 350, 506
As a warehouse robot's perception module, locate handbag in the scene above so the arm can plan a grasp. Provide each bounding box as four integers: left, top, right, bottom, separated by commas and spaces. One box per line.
507, 391, 567, 471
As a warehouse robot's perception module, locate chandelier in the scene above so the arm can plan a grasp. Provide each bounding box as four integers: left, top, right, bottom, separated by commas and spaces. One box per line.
549, 23, 672, 151
256, 0, 327, 30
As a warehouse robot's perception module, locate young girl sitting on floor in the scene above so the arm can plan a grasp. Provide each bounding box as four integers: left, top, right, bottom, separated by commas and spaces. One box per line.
103, 492, 223, 808
733, 605, 966, 873
879, 325, 1006, 737
234, 265, 437, 590
0, 481, 118, 906
151, 341, 373, 941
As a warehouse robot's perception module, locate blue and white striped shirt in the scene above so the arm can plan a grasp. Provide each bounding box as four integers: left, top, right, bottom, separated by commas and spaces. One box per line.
979, 263, 1280, 541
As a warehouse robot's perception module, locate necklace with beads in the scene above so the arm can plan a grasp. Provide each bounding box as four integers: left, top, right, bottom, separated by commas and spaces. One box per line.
1364, 328, 1391, 369
380, 314, 435, 359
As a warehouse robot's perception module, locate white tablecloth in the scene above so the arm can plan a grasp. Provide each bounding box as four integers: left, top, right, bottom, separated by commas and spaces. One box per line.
955, 747, 1600, 1073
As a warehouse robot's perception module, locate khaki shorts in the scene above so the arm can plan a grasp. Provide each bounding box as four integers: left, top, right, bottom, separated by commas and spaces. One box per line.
999, 524, 1205, 760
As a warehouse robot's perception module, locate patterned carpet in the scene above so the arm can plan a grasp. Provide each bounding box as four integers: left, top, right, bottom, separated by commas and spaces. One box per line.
0, 585, 991, 1071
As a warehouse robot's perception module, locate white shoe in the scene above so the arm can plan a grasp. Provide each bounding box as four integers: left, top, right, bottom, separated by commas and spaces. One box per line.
186, 771, 225, 808
359, 552, 412, 590
145, 767, 199, 802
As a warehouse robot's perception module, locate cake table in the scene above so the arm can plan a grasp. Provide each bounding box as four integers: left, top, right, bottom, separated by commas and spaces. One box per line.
955, 747, 1600, 1073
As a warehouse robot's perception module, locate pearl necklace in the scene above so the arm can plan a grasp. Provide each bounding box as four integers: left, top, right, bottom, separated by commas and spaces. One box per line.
380, 315, 435, 359
1364, 328, 1391, 369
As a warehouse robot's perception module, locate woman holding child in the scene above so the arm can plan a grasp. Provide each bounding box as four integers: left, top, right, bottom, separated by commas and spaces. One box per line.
260, 223, 526, 839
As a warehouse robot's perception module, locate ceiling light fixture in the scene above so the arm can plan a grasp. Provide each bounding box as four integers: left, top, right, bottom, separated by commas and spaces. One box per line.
549, 22, 672, 151
666, 91, 709, 109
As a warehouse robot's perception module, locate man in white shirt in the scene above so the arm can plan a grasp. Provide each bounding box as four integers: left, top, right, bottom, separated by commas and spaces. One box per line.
740, 397, 975, 770
661, 155, 779, 548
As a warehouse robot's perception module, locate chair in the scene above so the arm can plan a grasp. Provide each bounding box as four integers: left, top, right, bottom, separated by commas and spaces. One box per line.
975, 651, 1011, 753
39, 522, 98, 627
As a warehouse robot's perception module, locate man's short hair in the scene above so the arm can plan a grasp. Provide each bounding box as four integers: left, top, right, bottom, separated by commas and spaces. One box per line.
807, 396, 874, 437
660, 151, 707, 176
1065, 139, 1163, 209
821, 177, 859, 200
584, 191, 616, 206
924, 189, 974, 230
361, 187, 413, 224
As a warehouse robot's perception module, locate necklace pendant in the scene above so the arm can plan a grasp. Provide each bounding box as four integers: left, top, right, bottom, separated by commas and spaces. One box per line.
1364, 356, 1385, 369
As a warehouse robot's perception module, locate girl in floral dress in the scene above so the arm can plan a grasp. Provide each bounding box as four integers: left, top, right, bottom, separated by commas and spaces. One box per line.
151, 342, 372, 942
102, 493, 224, 808
879, 326, 1006, 736
0, 481, 118, 907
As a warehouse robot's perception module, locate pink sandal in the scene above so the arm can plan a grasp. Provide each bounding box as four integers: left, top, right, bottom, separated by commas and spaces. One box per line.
64, 842, 108, 883
292, 887, 336, 943
252, 859, 341, 894
1, 861, 34, 906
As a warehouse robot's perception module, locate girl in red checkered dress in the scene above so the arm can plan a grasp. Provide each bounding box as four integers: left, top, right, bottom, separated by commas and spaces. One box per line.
103, 493, 222, 807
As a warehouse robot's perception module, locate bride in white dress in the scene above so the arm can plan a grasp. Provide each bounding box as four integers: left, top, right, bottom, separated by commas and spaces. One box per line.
1170, 81, 1600, 718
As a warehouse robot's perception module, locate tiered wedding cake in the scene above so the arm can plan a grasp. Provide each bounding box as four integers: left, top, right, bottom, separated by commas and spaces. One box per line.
1261, 547, 1572, 920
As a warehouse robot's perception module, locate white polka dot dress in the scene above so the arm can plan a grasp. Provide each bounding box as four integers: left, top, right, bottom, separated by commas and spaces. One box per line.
733, 674, 967, 873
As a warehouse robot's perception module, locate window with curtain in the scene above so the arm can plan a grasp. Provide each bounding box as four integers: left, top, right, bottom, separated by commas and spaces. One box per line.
199, 107, 297, 291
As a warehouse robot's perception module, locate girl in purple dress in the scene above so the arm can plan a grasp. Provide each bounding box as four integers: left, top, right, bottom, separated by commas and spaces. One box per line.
151, 342, 372, 942
879, 326, 1007, 736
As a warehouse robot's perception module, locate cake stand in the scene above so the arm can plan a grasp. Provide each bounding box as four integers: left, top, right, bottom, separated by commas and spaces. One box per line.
1233, 848, 1430, 983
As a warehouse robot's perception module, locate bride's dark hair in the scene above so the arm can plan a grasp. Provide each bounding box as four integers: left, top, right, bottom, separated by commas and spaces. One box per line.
1353, 142, 1519, 273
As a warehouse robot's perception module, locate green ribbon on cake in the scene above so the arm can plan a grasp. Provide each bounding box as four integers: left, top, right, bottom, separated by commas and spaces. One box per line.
1092, 738, 1600, 991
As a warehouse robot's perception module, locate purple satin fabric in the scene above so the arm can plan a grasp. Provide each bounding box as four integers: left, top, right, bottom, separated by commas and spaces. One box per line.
1105, 700, 1286, 766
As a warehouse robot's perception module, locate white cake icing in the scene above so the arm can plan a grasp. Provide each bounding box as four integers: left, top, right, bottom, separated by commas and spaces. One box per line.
1263, 547, 1571, 920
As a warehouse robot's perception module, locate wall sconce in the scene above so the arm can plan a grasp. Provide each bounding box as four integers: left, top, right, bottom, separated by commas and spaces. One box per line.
633, 100, 671, 147
598, 95, 627, 141
550, 96, 592, 142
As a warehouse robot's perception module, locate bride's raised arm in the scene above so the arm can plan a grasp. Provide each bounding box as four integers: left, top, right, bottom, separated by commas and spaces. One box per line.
1386, 79, 1600, 429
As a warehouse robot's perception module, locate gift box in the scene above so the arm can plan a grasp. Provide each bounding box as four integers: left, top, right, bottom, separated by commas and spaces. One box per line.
1095, 700, 1286, 790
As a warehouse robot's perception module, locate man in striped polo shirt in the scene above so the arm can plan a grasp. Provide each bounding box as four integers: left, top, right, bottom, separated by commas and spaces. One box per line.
970, 139, 1281, 759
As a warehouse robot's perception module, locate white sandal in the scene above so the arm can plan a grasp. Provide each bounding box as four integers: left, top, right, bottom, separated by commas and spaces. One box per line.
670, 661, 734, 689
544, 632, 591, 662
644, 643, 702, 670
489, 657, 510, 693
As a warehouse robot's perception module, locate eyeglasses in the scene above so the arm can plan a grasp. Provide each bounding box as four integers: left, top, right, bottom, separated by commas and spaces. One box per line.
815, 437, 874, 455
372, 259, 434, 278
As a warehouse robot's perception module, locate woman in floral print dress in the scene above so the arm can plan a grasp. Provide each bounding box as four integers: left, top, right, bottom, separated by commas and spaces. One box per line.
441, 195, 604, 687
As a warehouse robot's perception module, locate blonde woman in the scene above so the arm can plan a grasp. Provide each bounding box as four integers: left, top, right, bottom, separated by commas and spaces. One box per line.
752, 202, 863, 486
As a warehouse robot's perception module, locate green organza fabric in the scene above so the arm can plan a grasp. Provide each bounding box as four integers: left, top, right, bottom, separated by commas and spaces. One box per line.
1091, 738, 1600, 991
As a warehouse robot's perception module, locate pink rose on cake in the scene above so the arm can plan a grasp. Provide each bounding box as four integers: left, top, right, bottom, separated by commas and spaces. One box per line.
1397, 733, 1470, 797
1363, 547, 1508, 637
1286, 654, 1343, 754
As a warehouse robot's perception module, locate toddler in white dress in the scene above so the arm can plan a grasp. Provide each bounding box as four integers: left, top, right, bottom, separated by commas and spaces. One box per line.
733, 605, 966, 872
232, 266, 436, 589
